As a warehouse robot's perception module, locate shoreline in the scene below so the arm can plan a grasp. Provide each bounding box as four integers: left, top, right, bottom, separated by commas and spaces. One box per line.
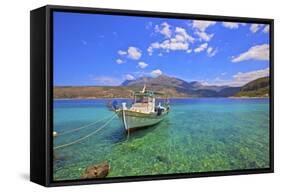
54, 96, 269, 101
228, 96, 269, 99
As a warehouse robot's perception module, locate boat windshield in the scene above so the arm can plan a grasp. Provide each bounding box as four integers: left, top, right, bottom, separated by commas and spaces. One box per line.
135, 96, 149, 103
133, 91, 155, 104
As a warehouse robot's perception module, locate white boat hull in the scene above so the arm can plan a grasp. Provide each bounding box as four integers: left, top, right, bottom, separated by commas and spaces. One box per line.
118, 110, 168, 132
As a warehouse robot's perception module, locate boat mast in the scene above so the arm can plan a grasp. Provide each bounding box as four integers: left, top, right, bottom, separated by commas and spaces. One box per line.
141, 84, 146, 93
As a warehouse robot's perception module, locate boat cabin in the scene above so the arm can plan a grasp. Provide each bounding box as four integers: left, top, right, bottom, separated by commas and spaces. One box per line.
130, 91, 155, 114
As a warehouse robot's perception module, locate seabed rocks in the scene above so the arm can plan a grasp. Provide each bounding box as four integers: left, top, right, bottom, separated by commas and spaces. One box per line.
81, 161, 110, 179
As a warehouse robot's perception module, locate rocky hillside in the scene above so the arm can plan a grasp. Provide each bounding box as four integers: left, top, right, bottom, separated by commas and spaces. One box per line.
54, 86, 133, 99
121, 75, 239, 97
54, 75, 269, 99
235, 77, 270, 97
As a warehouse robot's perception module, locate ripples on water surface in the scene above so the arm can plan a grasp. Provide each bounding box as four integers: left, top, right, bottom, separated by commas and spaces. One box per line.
53, 98, 270, 180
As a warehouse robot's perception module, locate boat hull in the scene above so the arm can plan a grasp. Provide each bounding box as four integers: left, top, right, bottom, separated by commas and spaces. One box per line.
117, 110, 168, 132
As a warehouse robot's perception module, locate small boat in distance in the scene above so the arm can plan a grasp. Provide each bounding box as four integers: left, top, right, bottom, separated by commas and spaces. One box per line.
112, 85, 170, 133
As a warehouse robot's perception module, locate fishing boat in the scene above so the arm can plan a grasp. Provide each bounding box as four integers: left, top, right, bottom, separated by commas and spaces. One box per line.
113, 86, 170, 133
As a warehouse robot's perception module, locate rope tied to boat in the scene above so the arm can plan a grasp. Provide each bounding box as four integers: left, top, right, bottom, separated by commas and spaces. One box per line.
54, 112, 118, 150
58, 114, 115, 136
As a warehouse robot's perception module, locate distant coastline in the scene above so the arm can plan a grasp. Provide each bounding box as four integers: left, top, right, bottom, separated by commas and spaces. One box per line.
54, 76, 269, 100
54, 96, 269, 101
228, 96, 269, 99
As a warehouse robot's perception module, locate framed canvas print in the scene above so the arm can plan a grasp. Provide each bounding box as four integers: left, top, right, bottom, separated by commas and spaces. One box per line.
30, 5, 274, 187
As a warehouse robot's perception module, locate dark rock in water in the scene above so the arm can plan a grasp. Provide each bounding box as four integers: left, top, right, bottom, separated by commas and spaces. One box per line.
155, 155, 170, 164
53, 151, 66, 162
249, 161, 258, 168
53, 152, 57, 160
53, 151, 70, 162
81, 161, 110, 179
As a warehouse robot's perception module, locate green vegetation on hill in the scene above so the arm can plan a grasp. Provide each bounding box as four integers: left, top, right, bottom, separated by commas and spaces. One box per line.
54, 75, 270, 99
54, 86, 133, 99
235, 77, 269, 97
54, 86, 188, 99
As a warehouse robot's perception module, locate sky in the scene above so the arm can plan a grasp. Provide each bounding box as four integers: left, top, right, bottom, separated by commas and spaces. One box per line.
53, 11, 270, 87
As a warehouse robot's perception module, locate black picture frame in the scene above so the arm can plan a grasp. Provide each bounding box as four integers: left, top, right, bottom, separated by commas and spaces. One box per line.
30, 4, 274, 187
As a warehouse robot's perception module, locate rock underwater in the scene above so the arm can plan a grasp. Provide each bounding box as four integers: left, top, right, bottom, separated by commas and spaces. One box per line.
81, 161, 110, 179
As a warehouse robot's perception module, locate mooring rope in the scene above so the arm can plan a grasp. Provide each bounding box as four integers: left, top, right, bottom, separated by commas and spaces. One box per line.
58, 114, 115, 136
54, 113, 118, 150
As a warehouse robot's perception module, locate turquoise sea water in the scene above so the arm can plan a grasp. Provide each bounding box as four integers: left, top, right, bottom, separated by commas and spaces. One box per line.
53, 98, 270, 181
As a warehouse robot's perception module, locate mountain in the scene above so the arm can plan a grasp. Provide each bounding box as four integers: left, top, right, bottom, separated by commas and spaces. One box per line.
120, 75, 240, 97
122, 75, 191, 89
54, 86, 134, 99
188, 81, 228, 92
122, 75, 227, 92
54, 75, 269, 99
121, 75, 193, 97
235, 77, 269, 97
217, 87, 241, 97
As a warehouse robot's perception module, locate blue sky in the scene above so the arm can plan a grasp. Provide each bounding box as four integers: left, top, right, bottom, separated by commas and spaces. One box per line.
53, 11, 270, 87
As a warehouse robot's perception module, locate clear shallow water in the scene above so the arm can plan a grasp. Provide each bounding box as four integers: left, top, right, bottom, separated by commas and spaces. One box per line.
53, 98, 270, 181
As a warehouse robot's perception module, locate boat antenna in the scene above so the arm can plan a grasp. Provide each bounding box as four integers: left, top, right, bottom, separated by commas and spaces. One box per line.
142, 84, 146, 93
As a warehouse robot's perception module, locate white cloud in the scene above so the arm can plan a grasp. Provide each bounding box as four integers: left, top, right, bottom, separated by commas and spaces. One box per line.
127, 46, 142, 60
194, 43, 208, 53
116, 59, 124, 64
147, 46, 153, 56
147, 39, 189, 55
138, 61, 148, 69
207, 47, 218, 57
232, 44, 269, 62
125, 74, 135, 80
199, 81, 213, 86
204, 68, 269, 87
222, 22, 239, 29
118, 50, 127, 55
207, 47, 213, 54
186, 49, 192, 53
118, 47, 142, 60
168, 39, 189, 50
196, 31, 214, 41
209, 50, 217, 57
149, 23, 196, 55
250, 24, 264, 33
150, 42, 161, 49
263, 25, 270, 33
192, 20, 216, 31
175, 27, 195, 43
155, 22, 172, 38
232, 67, 269, 86
150, 69, 162, 78
91, 76, 121, 86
